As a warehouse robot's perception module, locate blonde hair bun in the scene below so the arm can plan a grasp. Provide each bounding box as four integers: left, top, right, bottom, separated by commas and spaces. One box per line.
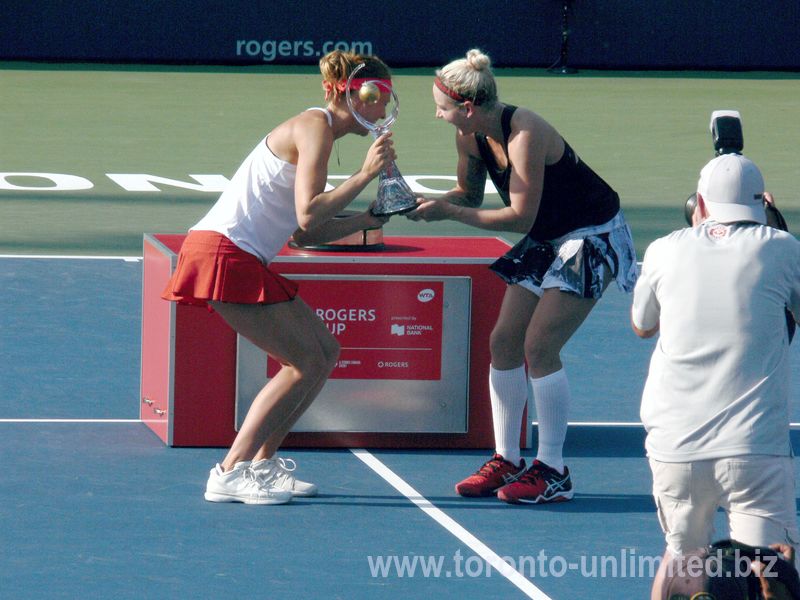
465, 49, 491, 72
436, 48, 497, 106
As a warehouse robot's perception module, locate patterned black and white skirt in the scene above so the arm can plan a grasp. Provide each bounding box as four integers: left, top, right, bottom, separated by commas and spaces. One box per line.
490, 211, 639, 299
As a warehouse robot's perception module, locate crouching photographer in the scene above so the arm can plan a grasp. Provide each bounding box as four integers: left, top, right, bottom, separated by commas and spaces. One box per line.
631, 111, 800, 599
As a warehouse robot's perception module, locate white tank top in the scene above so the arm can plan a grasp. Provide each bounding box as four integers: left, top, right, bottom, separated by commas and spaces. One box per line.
191, 108, 332, 263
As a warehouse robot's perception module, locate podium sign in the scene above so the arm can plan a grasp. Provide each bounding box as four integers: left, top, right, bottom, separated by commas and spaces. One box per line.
236, 275, 471, 433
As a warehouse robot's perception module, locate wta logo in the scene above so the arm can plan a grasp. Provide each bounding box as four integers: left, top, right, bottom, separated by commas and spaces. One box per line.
417, 288, 435, 303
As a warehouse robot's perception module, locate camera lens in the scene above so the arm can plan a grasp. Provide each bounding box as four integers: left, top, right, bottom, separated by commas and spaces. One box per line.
684, 193, 698, 225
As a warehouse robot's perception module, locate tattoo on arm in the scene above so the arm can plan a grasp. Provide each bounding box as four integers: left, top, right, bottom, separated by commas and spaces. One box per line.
446, 155, 486, 207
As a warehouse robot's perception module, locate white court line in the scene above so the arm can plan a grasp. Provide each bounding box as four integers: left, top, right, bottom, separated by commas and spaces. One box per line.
0, 254, 141, 261
351, 448, 552, 600
538, 421, 644, 427
537, 422, 800, 428
3, 419, 800, 427
0, 419, 141, 423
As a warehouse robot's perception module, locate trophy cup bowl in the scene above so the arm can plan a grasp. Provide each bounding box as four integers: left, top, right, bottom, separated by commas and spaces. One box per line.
345, 64, 417, 217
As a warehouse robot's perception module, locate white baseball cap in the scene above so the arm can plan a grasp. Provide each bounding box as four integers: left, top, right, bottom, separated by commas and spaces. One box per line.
697, 153, 766, 224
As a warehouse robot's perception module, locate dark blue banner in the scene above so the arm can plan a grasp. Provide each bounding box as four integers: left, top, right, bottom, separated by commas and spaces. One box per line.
1, 1, 798, 69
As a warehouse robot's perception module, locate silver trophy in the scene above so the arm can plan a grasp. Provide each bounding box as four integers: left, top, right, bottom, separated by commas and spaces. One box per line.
345, 63, 417, 216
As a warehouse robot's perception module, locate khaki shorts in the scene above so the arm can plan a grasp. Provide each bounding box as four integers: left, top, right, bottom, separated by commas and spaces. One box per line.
650, 456, 800, 566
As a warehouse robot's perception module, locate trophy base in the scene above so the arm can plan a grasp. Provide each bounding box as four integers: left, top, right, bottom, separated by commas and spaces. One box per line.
289, 240, 386, 252
370, 203, 416, 217
372, 173, 418, 217
289, 211, 385, 252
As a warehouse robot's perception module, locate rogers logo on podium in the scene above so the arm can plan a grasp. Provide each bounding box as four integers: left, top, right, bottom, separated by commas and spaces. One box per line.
378, 361, 410, 369
417, 288, 435, 303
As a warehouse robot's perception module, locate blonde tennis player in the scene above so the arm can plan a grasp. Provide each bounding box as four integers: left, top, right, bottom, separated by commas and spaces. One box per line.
407, 49, 638, 504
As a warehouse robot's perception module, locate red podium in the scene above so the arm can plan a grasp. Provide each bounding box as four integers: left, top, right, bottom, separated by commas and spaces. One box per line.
140, 234, 514, 448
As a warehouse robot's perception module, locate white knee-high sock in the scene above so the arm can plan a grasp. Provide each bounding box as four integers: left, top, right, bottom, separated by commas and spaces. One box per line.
530, 368, 570, 474
489, 365, 528, 466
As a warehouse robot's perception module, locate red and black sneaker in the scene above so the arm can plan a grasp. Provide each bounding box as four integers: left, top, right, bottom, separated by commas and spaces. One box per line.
455, 454, 526, 497
497, 459, 573, 505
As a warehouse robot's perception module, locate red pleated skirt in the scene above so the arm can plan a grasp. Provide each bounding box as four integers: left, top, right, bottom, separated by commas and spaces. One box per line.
161, 230, 298, 306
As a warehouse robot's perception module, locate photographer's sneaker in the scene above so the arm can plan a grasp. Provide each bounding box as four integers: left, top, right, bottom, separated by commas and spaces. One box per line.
252, 456, 318, 497
454, 453, 526, 497
204, 461, 292, 505
497, 459, 573, 505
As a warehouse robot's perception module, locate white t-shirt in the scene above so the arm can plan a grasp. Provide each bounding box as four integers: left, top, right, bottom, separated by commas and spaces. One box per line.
192, 108, 332, 263
632, 221, 800, 462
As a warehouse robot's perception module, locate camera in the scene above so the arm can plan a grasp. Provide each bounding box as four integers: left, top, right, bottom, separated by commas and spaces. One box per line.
710, 109, 744, 156
684, 110, 744, 225
684, 110, 786, 230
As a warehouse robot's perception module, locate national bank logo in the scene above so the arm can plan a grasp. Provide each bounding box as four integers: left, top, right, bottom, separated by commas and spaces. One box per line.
390, 323, 433, 337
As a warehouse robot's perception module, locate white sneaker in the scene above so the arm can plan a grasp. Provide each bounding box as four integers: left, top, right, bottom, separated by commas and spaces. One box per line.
251, 456, 318, 497
204, 461, 293, 504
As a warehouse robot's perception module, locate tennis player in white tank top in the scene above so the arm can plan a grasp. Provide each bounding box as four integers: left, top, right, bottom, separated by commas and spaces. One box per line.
193, 107, 337, 264
164, 50, 398, 504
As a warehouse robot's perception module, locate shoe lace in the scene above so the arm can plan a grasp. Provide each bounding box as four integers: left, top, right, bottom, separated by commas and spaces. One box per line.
519, 466, 544, 485
276, 457, 297, 474
246, 465, 285, 497
476, 456, 506, 477
242, 466, 265, 490
274, 457, 297, 488
256, 457, 296, 488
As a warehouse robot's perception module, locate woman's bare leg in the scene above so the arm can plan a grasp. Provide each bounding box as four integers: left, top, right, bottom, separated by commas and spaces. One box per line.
523, 288, 598, 472
524, 288, 598, 377
489, 284, 540, 370
251, 309, 340, 462
208, 298, 339, 471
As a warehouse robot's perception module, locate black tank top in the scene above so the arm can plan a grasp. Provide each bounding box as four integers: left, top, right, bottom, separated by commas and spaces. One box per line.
475, 104, 620, 240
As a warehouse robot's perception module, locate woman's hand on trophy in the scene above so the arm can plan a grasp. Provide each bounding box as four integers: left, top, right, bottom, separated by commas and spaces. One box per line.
361, 132, 396, 179
364, 202, 391, 227
405, 197, 456, 222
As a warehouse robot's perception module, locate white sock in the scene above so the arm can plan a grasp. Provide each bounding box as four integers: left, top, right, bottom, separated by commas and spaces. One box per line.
530, 368, 570, 474
489, 365, 528, 466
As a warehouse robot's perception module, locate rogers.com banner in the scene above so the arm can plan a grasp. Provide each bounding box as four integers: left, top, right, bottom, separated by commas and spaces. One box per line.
3, 2, 797, 69
0, 1, 556, 67
268, 279, 444, 380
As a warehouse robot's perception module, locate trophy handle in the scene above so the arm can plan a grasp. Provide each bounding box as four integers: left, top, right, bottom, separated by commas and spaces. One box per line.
345, 63, 399, 135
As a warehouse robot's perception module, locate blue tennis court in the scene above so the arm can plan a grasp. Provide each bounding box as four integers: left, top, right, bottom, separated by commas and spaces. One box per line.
2, 255, 798, 598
